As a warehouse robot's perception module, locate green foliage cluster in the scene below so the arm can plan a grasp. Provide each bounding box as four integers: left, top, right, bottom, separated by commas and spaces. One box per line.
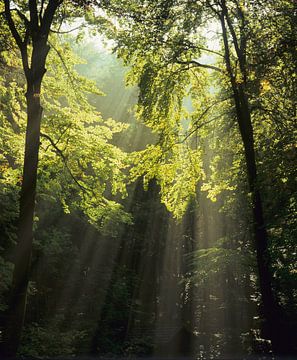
0, 21, 134, 356
39, 38, 131, 230
20, 320, 86, 357
0, 0, 296, 357
99, 0, 297, 355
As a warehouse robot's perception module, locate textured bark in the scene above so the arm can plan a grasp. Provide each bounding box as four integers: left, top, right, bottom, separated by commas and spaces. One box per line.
220, 5, 281, 352
3, 84, 43, 357
2, 0, 59, 355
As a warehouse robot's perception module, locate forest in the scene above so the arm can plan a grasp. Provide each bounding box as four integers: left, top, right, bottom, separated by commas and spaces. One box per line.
0, 0, 296, 358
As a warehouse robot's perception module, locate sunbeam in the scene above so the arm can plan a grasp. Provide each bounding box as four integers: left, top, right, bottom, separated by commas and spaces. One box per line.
0, 1, 296, 359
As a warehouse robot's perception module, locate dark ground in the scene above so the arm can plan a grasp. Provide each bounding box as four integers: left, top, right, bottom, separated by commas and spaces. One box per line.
4, 356, 297, 360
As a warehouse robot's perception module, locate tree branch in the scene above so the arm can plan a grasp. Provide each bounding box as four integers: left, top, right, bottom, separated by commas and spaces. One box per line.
50, 24, 83, 34
29, 0, 39, 35
40, 0, 62, 38
180, 98, 231, 143
205, 0, 221, 18
197, 46, 224, 57
3, 1, 30, 77
39, 0, 45, 23
3, 0, 23, 50
220, 12, 235, 83
48, 40, 78, 91
175, 59, 223, 73
221, 0, 246, 77
40, 132, 90, 193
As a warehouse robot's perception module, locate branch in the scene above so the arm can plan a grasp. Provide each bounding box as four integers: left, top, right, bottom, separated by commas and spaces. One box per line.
3, 0, 23, 49
0, 8, 30, 39
50, 24, 83, 34
221, 0, 246, 77
40, 132, 90, 193
205, 0, 221, 18
40, 0, 62, 38
220, 12, 235, 83
197, 46, 224, 58
180, 98, 231, 143
175, 59, 224, 73
181, 117, 215, 144
39, 0, 45, 23
29, 0, 39, 34
157, 37, 224, 58
48, 40, 78, 91
3, 1, 30, 76
15, 8, 30, 27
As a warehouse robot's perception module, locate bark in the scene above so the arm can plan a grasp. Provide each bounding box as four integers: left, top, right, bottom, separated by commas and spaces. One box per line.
220, 6, 282, 353
2, 40, 49, 355
2, 84, 43, 357
2, 2, 54, 354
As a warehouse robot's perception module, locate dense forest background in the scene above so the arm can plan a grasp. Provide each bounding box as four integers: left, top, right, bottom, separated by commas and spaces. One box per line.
0, 0, 297, 358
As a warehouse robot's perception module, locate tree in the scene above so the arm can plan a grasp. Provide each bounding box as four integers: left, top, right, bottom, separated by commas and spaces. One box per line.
99, 0, 296, 353
2, 1, 64, 355
1, 0, 130, 356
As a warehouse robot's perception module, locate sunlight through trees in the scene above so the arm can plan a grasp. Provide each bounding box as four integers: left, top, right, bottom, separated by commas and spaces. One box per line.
0, 0, 296, 358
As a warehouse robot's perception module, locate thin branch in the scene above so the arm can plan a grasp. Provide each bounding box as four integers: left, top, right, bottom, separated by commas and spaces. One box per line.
152, 97, 231, 158
193, 96, 231, 125
221, 0, 246, 76
3, 1, 23, 49
181, 123, 206, 146
197, 46, 224, 57
3, 1, 30, 76
175, 59, 224, 73
180, 113, 224, 144
56, 125, 72, 144
0, 8, 30, 38
15, 8, 30, 26
206, 0, 221, 18
40, 132, 91, 193
180, 97, 231, 144
43, 124, 71, 151
157, 37, 224, 58
48, 40, 77, 90
170, 62, 196, 75
50, 24, 84, 34
57, 10, 66, 33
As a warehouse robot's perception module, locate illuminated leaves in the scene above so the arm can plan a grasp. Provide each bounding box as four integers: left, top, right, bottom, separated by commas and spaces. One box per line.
129, 143, 204, 218
0, 34, 131, 233
37, 38, 131, 230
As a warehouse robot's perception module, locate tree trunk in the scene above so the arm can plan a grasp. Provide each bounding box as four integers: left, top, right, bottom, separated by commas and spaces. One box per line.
220, 10, 281, 353
233, 89, 290, 353
2, 0, 61, 356
235, 88, 279, 321
2, 41, 47, 357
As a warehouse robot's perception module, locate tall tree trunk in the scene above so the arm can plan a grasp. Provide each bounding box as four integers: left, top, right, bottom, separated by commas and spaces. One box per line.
220, 9, 280, 352
2, 0, 61, 356
2, 39, 48, 357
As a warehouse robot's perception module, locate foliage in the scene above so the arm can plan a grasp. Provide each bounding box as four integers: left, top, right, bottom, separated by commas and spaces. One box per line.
0, 21, 133, 352
187, 239, 254, 284
1, 0, 297, 357
20, 320, 87, 357
100, 0, 297, 354
0, 258, 13, 312
38, 37, 131, 231
0, 33, 132, 232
